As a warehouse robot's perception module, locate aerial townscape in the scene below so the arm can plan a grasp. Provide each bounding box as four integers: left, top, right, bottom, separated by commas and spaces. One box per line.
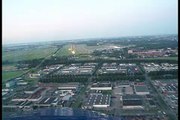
2, 34, 178, 120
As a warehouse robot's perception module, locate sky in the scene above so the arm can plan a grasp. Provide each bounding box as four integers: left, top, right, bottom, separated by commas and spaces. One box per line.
3, 0, 178, 44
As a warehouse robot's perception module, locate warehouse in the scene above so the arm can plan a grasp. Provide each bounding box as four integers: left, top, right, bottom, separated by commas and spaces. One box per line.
116, 82, 130, 88
122, 95, 144, 109
84, 94, 111, 109
6, 79, 17, 88
38, 97, 59, 107
58, 82, 80, 91
62, 95, 72, 101
11, 93, 30, 102
24, 86, 41, 94
3, 101, 27, 109
90, 82, 112, 90
123, 100, 144, 109
28, 94, 42, 102
134, 85, 150, 95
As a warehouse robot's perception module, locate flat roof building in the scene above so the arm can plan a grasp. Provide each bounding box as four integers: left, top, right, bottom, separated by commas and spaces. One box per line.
123, 100, 143, 109
24, 87, 41, 94
12, 93, 31, 102
84, 94, 111, 109
122, 95, 143, 109
38, 97, 59, 107
134, 85, 149, 95
6, 79, 17, 88
58, 82, 80, 90
90, 82, 112, 91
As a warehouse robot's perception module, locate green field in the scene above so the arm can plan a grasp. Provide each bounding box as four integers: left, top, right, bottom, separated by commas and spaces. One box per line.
144, 57, 178, 60
2, 71, 25, 83
3, 46, 58, 62
55, 44, 114, 57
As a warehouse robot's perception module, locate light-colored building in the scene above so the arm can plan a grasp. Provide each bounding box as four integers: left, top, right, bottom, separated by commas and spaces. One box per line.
84, 94, 111, 109
90, 82, 112, 91
134, 85, 150, 95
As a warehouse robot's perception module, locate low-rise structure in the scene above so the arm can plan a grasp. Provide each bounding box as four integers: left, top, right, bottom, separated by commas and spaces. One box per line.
122, 95, 144, 109
24, 87, 41, 94
38, 97, 59, 107
58, 82, 80, 91
84, 93, 111, 109
134, 85, 149, 95
6, 79, 17, 88
90, 82, 112, 90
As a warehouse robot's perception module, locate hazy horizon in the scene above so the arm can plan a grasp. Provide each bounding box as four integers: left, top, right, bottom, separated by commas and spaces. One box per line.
3, 0, 178, 45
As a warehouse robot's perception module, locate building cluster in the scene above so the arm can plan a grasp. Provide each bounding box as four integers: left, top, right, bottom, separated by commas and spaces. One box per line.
152, 80, 178, 112
39, 64, 63, 75
3, 82, 81, 110
83, 82, 112, 109
5, 77, 28, 88
83, 81, 153, 110
98, 63, 141, 75
55, 63, 98, 75
29, 64, 63, 78
3, 86, 46, 109
141, 63, 178, 72
128, 48, 177, 58
114, 81, 151, 109
37, 82, 80, 107
84, 94, 111, 109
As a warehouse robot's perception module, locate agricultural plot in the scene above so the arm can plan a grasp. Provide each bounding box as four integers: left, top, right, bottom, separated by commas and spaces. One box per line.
3, 46, 58, 62
2, 71, 25, 83
2, 64, 17, 71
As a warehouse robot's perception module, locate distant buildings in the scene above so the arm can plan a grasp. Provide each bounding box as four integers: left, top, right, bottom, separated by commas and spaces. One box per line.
90, 82, 112, 91
141, 63, 178, 72
55, 63, 97, 75
128, 48, 177, 58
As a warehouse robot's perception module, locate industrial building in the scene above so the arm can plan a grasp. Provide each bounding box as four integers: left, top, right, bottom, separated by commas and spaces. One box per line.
116, 81, 130, 88
84, 93, 111, 109
38, 97, 59, 107
56, 63, 97, 75
122, 95, 144, 109
24, 87, 41, 94
90, 82, 112, 90
11, 93, 31, 102
134, 85, 149, 95
5, 79, 17, 88
57, 82, 80, 91
123, 100, 143, 109
3, 101, 27, 109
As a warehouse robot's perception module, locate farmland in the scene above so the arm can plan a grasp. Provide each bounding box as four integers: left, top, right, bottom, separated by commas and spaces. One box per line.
2, 71, 25, 83
3, 45, 58, 62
